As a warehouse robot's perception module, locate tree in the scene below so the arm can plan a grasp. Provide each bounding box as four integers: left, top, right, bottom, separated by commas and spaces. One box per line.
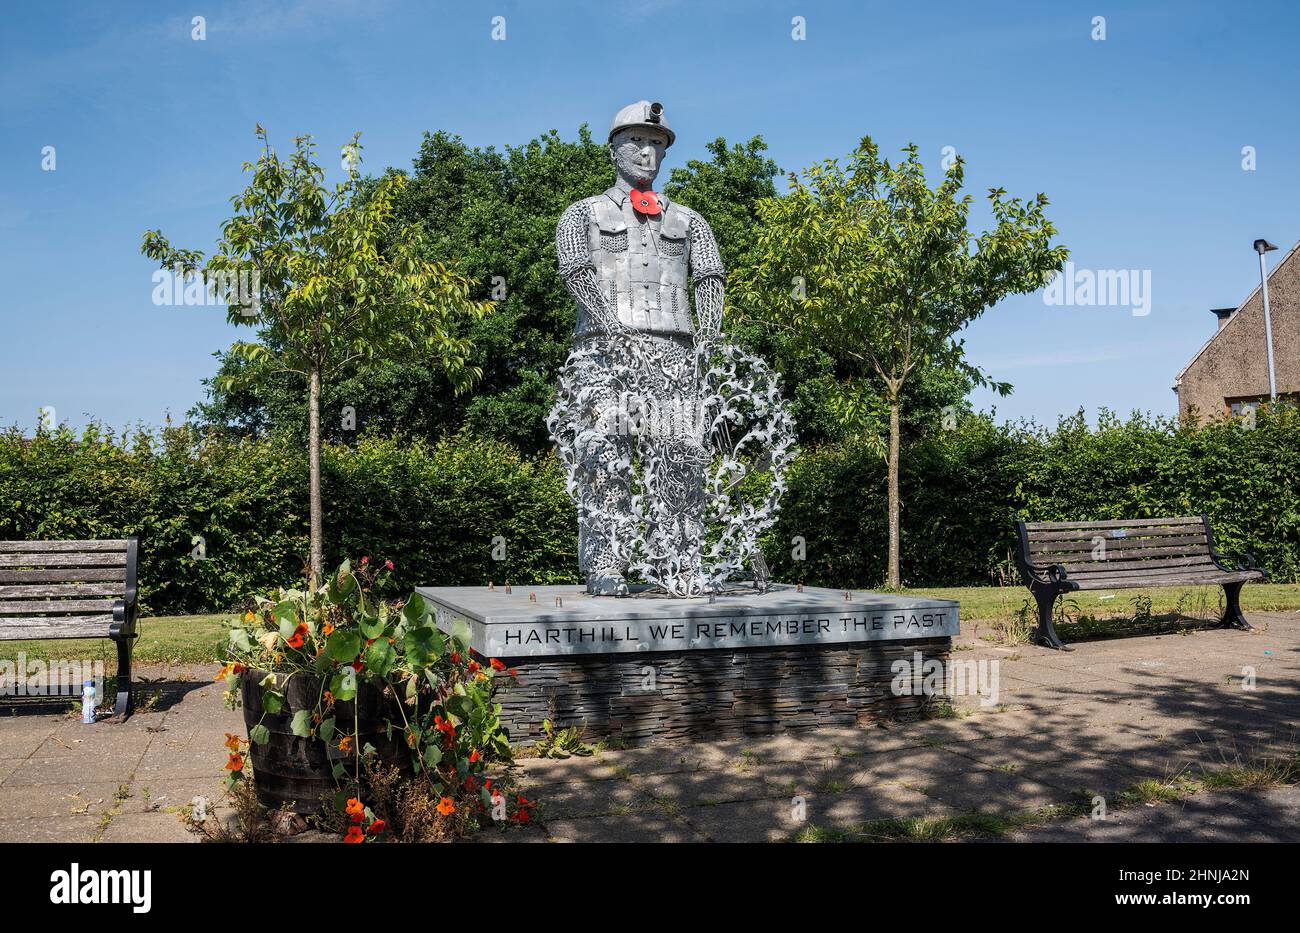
191, 129, 807, 453
735, 138, 1067, 587
143, 129, 493, 580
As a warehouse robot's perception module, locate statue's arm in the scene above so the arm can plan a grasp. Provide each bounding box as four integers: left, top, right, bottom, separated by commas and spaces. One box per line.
556, 201, 627, 335
689, 214, 725, 337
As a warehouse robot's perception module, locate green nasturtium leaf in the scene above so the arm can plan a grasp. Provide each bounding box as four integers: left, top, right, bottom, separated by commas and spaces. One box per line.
359, 615, 387, 640
364, 637, 395, 677
331, 666, 358, 702
319, 716, 336, 742
402, 593, 427, 624
249, 723, 270, 745
290, 709, 312, 737
262, 690, 284, 714
328, 629, 361, 663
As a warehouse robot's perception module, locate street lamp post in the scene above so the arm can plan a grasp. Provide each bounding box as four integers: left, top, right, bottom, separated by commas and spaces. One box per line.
1254, 238, 1279, 403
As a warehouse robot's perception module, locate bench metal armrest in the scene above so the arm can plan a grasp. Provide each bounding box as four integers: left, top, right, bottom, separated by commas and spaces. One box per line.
1209, 547, 1262, 574
110, 588, 138, 639
1016, 554, 1071, 588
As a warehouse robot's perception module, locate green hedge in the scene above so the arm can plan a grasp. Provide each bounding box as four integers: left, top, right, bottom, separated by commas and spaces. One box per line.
0, 427, 576, 615
2, 408, 1297, 614
767, 407, 1300, 587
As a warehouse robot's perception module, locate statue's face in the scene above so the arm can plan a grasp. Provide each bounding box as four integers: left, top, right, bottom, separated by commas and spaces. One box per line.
609, 126, 669, 188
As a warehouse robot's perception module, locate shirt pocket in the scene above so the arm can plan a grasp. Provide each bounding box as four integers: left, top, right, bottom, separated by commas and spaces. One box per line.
598, 218, 628, 253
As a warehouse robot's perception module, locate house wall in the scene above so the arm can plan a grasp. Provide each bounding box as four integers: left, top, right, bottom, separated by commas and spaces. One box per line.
1178, 249, 1300, 422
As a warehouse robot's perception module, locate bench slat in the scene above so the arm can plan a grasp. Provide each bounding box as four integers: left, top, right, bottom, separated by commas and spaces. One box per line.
1026, 524, 1205, 543
1068, 570, 1261, 590
1023, 517, 1202, 531
0, 553, 128, 568
1068, 563, 1231, 582
1031, 541, 1211, 561
0, 599, 118, 615
0, 615, 117, 639
1029, 537, 1211, 558
0, 568, 127, 584
0, 584, 125, 599
1054, 554, 1220, 574
0, 540, 128, 553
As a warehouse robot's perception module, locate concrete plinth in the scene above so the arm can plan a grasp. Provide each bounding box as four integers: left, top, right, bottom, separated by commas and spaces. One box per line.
414, 583, 960, 745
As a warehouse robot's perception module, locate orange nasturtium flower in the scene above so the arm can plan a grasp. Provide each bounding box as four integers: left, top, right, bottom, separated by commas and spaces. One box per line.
343, 825, 365, 843
346, 797, 365, 821
489, 658, 506, 671
224, 733, 241, 752
469, 748, 481, 763
224, 753, 244, 772
367, 819, 386, 836
322, 621, 335, 636
244, 611, 255, 622
286, 623, 308, 649
338, 735, 354, 754
437, 797, 455, 816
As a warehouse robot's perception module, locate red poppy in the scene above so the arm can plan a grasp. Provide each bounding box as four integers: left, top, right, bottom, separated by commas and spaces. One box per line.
467, 660, 480, 674
367, 819, 386, 835
629, 189, 662, 216
469, 748, 481, 763
450, 651, 461, 665
514, 808, 531, 824
343, 825, 365, 843
286, 623, 308, 649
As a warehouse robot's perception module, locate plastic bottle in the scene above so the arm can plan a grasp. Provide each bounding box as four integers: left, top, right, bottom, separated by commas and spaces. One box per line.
81, 680, 96, 724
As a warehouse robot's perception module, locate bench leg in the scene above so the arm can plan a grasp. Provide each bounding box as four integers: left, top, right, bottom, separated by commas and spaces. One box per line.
110, 630, 135, 718
1220, 582, 1253, 632
1032, 590, 1073, 651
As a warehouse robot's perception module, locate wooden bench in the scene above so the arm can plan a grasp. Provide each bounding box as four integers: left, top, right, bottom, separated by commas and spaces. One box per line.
1014, 516, 1264, 650
0, 538, 139, 716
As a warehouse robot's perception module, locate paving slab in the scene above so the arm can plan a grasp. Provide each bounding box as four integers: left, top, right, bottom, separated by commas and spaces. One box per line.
543, 811, 706, 842
0, 781, 125, 820
526, 777, 657, 820
0, 814, 102, 842
98, 810, 199, 843
1005, 786, 1300, 843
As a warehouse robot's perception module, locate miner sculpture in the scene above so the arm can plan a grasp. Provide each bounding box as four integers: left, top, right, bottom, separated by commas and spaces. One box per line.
548, 101, 795, 598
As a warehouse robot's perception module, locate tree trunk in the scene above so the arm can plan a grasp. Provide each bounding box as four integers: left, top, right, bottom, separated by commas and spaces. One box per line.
308, 365, 323, 585
886, 393, 901, 589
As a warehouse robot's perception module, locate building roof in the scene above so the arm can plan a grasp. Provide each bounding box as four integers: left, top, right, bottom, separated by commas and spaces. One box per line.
1174, 238, 1300, 390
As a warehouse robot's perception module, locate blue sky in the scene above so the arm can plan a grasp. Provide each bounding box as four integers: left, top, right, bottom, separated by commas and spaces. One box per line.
2, 0, 1298, 433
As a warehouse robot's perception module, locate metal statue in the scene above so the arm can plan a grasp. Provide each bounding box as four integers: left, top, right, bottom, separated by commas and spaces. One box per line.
548, 101, 797, 597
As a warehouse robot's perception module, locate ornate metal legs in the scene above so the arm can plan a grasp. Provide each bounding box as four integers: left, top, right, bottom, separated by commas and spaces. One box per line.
109, 623, 135, 718
1031, 589, 1072, 651
1220, 581, 1253, 631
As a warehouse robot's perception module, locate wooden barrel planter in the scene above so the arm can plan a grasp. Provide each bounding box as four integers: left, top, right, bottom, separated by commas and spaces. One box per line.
240, 669, 412, 814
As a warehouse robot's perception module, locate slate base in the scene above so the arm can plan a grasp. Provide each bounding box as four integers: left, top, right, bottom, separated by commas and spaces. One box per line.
492, 637, 953, 746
